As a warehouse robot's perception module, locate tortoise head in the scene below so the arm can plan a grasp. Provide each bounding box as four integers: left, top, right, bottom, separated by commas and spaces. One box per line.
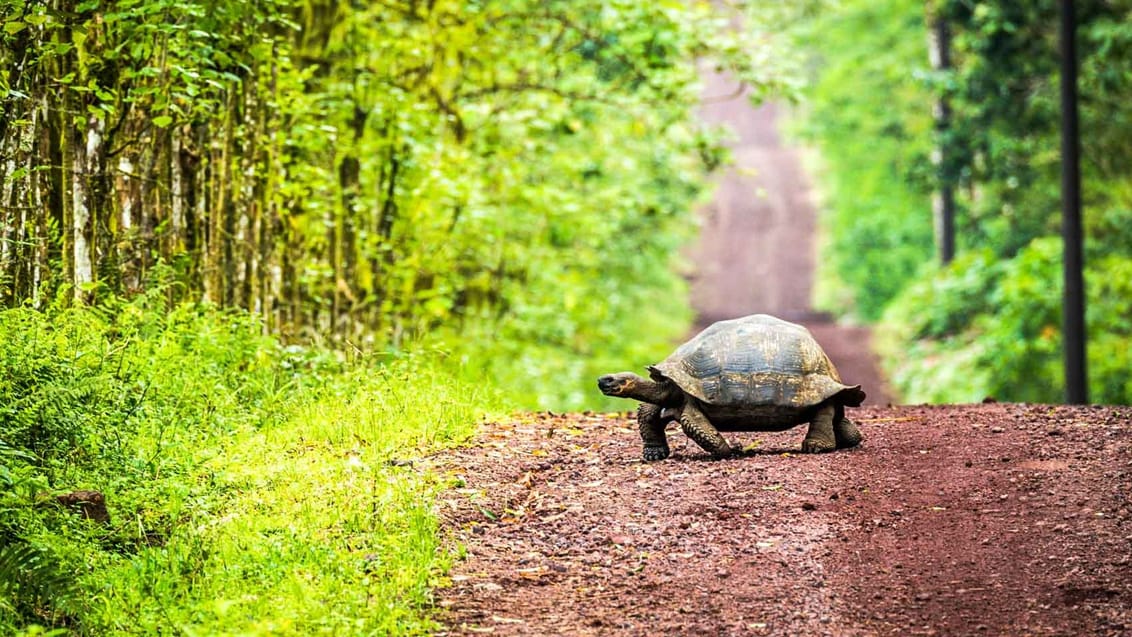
598, 368, 681, 405
597, 372, 642, 398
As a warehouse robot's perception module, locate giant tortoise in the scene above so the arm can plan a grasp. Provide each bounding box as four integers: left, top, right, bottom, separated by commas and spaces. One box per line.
597, 314, 866, 461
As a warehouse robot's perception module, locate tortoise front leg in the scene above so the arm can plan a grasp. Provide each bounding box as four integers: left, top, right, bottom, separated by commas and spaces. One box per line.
801, 404, 837, 453
679, 402, 737, 460
637, 403, 670, 462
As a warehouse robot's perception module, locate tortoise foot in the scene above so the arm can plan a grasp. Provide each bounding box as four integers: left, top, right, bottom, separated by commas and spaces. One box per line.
801, 437, 837, 454
709, 442, 742, 460
835, 418, 863, 449
642, 445, 670, 462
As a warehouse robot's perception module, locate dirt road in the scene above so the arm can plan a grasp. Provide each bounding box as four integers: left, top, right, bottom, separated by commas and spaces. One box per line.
432, 406, 1131, 635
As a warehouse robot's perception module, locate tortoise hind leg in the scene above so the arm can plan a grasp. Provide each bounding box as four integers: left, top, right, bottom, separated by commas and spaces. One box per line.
801, 404, 837, 453
834, 411, 863, 449
679, 402, 738, 460
637, 403, 670, 462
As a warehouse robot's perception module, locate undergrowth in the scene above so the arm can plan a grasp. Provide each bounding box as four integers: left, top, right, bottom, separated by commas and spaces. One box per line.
0, 291, 506, 635
878, 239, 1132, 404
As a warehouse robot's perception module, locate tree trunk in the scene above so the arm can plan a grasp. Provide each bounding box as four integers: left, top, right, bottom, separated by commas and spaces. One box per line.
927, 10, 955, 265
337, 104, 365, 336
70, 116, 100, 303
171, 127, 186, 251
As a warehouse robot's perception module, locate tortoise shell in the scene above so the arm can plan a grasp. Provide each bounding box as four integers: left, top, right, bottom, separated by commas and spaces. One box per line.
650, 314, 865, 409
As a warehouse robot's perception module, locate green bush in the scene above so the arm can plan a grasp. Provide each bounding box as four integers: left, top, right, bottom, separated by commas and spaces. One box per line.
880, 238, 1132, 404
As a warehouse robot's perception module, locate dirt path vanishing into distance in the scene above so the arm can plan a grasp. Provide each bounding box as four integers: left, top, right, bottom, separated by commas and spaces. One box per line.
689, 71, 891, 405
429, 74, 1132, 635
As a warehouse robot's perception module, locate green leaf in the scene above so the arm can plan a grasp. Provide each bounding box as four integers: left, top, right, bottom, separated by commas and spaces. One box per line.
3, 21, 26, 35
152, 115, 173, 128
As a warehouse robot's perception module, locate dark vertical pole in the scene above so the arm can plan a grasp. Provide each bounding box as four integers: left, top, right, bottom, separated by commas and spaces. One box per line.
1059, 0, 1087, 403
929, 14, 956, 264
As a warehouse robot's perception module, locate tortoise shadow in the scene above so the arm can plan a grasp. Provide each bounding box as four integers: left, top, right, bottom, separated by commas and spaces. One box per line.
667, 443, 865, 462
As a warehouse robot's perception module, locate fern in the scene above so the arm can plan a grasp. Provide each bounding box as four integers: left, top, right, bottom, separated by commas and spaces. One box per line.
0, 541, 78, 630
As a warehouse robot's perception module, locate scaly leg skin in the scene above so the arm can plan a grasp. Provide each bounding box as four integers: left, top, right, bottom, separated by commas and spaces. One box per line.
801, 404, 838, 453
637, 403, 670, 462
679, 402, 737, 460
834, 414, 863, 449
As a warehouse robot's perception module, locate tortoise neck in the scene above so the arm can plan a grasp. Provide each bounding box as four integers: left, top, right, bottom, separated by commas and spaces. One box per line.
633, 376, 683, 406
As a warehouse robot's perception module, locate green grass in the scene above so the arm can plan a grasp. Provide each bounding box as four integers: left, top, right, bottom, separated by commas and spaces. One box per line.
0, 299, 504, 635
84, 362, 492, 635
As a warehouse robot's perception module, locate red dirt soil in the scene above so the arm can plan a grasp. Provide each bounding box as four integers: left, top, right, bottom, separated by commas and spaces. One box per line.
431, 405, 1131, 636
429, 74, 1131, 634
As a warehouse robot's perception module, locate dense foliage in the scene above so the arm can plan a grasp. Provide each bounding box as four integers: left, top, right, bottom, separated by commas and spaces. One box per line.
796, 0, 1132, 404
0, 0, 789, 409
793, 0, 936, 320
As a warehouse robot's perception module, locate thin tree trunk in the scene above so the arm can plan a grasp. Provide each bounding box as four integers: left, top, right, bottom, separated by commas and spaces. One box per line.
71, 116, 100, 303
45, 92, 66, 305
171, 127, 185, 249
338, 104, 365, 336
204, 112, 230, 304
117, 153, 140, 291
1, 131, 14, 302
927, 11, 955, 265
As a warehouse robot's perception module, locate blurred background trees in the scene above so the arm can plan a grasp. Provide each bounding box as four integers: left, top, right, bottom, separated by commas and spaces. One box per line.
795, 0, 1132, 403
2, 4, 796, 632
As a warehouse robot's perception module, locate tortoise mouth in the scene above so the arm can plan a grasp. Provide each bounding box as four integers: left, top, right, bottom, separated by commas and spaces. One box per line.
597, 375, 623, 396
